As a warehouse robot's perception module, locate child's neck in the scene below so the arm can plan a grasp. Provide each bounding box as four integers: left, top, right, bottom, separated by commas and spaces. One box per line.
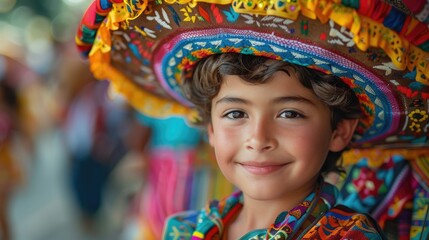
227, 182, 316, 239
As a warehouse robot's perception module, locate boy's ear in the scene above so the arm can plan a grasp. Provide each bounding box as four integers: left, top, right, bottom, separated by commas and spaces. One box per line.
207, 123, 215, 147
329, 119, 359, 152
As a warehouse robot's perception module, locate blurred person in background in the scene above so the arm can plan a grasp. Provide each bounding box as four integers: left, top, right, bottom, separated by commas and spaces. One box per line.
0, 63, 21, 240
0, 55, 39, 240
53, 39, 148, 237
60, 65, 133, 233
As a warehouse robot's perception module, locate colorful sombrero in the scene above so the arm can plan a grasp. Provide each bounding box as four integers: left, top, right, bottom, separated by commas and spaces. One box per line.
76, 0, 429, 148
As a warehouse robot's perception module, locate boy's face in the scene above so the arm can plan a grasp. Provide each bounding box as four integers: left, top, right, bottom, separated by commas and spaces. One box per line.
207, 71, 352, 202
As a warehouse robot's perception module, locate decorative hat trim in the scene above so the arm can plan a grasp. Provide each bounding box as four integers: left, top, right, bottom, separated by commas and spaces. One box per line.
89, 47, 196, 119
79, 0, 429, 84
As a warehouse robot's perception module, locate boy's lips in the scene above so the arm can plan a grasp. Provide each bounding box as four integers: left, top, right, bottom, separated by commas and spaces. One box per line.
238, 161, 289, 175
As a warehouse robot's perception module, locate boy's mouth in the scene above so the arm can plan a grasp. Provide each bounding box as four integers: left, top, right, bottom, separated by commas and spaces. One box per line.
238, 161, 289, 175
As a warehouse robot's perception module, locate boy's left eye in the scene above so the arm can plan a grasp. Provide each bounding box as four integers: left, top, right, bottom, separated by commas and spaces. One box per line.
278, 110, 304, 119
224, 110, 247, 119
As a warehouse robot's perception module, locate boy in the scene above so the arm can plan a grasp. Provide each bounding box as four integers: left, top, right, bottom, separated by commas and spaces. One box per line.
162, 53, 386, 239
76, 0, 429, 239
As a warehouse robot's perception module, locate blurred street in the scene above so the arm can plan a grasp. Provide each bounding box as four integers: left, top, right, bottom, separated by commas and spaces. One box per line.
0, 1, 131, 239
9, 129, 122, 240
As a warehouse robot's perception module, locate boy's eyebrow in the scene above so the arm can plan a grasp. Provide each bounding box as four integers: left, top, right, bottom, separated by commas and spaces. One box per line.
214, 96, 316, 106
272, 96, 316, 106
214, 97, 250, 106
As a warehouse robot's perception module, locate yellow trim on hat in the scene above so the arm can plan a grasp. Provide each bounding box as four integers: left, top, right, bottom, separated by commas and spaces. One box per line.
88, 23, 196, 120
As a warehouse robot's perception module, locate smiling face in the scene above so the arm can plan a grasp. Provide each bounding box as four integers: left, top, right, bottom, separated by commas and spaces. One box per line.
207, 71, 349, 202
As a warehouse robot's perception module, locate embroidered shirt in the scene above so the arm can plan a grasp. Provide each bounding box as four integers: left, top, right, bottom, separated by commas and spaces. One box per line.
162, 181, 386, 239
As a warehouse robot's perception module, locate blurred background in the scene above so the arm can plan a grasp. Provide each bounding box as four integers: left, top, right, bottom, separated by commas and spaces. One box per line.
0, 0, 141, 239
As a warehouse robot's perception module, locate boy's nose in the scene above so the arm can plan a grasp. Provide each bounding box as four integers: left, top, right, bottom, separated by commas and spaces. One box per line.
246, 119, 277, 152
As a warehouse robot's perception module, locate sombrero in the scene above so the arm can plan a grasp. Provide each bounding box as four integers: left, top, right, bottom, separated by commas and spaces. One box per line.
76, 0, 429, 148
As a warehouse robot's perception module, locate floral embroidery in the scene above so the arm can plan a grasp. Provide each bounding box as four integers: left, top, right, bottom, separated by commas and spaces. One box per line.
351, 167, 385, 200
408, 109, 429, 123
409, 122, 422, 133
407, 109, 428, 133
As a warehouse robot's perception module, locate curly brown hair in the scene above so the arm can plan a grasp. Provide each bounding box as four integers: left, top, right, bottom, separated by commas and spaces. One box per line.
182, 53, 362, 175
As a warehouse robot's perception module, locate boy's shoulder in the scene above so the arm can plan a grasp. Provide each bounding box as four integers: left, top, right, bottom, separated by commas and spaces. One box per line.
301, 204, 386, 239
162, 192, 243, 239
162, 210, 200, 239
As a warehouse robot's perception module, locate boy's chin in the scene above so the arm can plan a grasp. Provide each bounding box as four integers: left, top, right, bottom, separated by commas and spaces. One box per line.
240, 184, 288, 202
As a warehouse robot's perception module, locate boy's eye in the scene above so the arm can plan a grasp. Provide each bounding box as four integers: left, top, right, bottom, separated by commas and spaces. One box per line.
279, 110, 303, 119
224, 110, 247, 119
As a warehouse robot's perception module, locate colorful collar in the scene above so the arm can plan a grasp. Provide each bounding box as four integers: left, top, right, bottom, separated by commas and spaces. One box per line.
191, 180, 338, 239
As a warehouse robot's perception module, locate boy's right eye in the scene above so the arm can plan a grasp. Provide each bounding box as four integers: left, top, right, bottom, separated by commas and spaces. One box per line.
224, 110, 247, 119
